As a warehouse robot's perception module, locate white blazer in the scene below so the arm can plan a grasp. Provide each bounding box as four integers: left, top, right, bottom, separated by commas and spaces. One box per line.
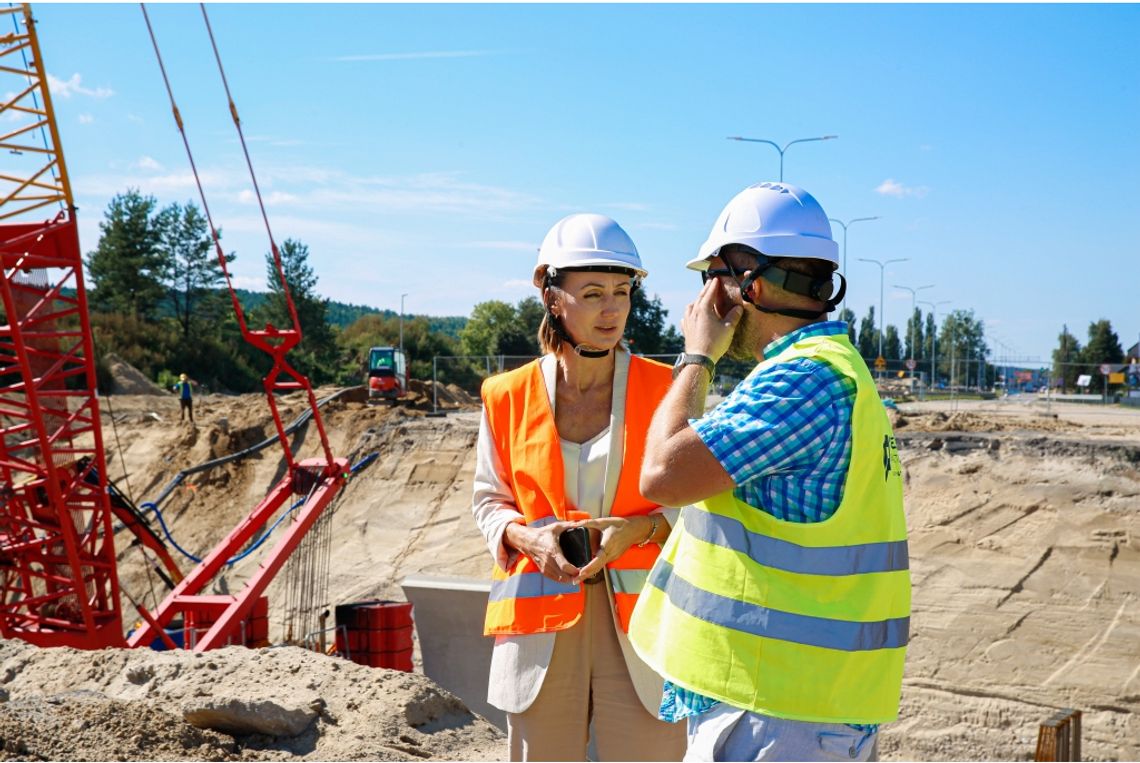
470, 350, 676, 715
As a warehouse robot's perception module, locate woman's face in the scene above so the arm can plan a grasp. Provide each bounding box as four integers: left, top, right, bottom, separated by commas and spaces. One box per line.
550, 271, 634, 351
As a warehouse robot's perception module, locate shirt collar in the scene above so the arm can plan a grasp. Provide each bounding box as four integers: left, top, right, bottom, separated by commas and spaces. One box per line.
763, 320, 850, 359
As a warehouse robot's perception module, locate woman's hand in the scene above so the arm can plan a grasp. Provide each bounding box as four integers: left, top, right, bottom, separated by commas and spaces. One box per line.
503, 521, 581, 583
568, 515, 656, 584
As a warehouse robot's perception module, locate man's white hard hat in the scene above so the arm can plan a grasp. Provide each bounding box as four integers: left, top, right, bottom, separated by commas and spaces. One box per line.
534, 213, 647, 287
688, 182, 839, 271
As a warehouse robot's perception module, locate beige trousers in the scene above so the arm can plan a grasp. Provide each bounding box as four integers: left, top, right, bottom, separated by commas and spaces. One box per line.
507, 582, 686, 762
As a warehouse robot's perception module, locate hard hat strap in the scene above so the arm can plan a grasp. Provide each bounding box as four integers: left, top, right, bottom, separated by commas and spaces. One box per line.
750, 273, 847, 320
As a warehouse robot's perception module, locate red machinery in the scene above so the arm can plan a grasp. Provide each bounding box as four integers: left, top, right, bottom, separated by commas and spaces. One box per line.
0, 4, 345, 652
367, 346, 409, 402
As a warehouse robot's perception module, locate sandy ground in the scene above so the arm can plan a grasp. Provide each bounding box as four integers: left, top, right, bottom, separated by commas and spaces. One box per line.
1, 388, 1137, 760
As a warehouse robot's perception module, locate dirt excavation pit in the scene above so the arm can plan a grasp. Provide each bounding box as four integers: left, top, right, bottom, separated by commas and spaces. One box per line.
1, 391, 1137, 760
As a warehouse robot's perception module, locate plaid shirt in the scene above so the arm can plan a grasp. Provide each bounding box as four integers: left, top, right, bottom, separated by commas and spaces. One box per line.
661, 321, 874, 732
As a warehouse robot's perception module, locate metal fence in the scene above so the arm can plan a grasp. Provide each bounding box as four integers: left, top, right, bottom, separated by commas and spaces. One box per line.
428, 353, 1140, 410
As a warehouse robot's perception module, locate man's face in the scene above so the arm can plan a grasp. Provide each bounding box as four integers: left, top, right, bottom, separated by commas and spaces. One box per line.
703, 253, 761, 361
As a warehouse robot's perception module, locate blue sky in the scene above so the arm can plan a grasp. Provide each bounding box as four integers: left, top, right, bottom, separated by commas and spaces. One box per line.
21, 3, 1140, 364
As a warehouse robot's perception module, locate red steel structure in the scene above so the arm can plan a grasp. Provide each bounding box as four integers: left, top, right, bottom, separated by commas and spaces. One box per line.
0, 4, 123, 647
124, 4, 347, 652
0, 4, 346, 653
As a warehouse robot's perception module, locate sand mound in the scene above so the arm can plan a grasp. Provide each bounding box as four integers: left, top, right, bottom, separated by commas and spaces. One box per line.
105, 352, 168, 396
0, 639, 503, 761
405, 380, 479, 410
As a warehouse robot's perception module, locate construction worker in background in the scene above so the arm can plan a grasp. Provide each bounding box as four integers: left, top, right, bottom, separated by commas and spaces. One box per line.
628, 183, 910, 762
172, 373, 195, 423
470, 213, 686, 761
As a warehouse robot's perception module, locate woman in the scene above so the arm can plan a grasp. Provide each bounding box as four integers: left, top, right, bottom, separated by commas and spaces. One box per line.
471, 213, 686, 761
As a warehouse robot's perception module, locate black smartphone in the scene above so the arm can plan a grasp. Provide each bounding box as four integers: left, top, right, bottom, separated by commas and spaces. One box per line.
558, 527, 592, 568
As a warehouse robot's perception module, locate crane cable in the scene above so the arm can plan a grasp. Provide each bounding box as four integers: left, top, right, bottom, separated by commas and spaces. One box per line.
197, 4, 301, 334
139, 2, 300, 336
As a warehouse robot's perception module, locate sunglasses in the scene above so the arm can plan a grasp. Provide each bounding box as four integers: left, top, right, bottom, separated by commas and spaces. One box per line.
700, 264, 746, 285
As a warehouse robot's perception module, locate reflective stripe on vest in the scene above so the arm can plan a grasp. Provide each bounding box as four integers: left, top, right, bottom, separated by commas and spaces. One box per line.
489, 571, 579, 602
481, 353, 673, 636
682, 510, 909, 576
627, 333, 911, 724
647, 560, 909, 651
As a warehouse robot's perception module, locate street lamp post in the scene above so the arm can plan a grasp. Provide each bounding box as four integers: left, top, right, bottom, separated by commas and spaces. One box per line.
857, 257, 908, 374
919, 299, 950, 389
726, 134, 838, 182
893, 283, 933, 377
399, 292, 408, 355
829, 216, 880, 318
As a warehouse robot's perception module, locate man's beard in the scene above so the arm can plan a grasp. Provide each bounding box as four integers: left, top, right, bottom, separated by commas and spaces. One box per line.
726, 310, 757, 361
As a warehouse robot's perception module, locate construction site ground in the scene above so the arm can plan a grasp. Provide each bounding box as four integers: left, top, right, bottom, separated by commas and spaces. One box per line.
1, 385, 1137, 761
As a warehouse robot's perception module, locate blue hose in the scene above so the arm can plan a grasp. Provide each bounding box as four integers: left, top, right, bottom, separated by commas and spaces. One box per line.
139, 452, 379, 567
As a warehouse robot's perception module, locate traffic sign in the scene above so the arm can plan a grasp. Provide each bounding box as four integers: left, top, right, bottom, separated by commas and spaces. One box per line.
905, 358, 917, 371
1099, 363, 1112, 374
874, 356, 887, 370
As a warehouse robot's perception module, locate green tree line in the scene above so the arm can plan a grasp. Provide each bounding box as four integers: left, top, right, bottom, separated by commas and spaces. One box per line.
85, 190, 682, 395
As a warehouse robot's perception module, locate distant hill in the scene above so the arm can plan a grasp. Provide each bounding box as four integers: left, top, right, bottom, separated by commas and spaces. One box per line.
74, 286, 467, 339
230, 289, 466, 337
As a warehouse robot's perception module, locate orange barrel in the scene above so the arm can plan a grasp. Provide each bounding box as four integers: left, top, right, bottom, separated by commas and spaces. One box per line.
334, 600, 414, 671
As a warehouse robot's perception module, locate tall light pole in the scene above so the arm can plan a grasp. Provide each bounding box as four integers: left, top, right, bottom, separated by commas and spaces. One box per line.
893, 283, 933, 377
726, 134, 838, 182
829, 216, 880, 318
919, 299, 950, 389
399, 292, 408, 355
858, 257, 908, 372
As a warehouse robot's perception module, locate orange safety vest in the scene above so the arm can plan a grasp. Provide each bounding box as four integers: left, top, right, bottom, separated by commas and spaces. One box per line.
481, 354, 672, 636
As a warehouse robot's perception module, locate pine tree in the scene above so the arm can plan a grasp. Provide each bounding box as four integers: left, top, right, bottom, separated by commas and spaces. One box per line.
837, 307, 857, 344
261, 238, 335, 382
857, 305, 877, 359
161, 201, 233, 339
1051, 325, 1082, 391
85, 189, 168, 320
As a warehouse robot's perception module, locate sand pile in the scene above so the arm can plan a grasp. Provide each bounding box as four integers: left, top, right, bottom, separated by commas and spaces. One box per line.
0, 639, 503, 761
106, 352, 168, 396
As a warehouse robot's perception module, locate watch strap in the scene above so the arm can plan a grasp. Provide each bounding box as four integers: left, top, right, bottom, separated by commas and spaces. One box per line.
673, 352, 716, 380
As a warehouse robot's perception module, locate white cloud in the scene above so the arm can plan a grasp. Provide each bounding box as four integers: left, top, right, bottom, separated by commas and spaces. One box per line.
134, 156, 163, 171
78, 113, 94, 124
126, 114, 144, 124
875, 179, 929, 199
502, 278, 534, 290
237, 189, 298, 205
46, 73, 113, 100
334, 50, 499, 62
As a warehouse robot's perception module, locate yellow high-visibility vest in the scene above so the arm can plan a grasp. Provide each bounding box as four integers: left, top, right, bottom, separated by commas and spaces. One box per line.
628, 333, 910, 724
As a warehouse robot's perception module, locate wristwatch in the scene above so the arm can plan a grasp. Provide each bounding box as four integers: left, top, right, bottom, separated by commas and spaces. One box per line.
672, 352, 716, 381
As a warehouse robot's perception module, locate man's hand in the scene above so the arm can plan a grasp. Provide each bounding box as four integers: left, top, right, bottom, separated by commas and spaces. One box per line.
682, 277, 742, 362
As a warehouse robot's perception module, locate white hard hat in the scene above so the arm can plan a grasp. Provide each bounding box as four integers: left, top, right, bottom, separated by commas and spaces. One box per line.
688, 182, 839, 271
533, 213, 647, 287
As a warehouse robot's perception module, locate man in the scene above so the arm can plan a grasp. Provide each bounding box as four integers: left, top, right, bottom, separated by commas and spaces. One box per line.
173, 373, 194, 423
627, 182, 910, 762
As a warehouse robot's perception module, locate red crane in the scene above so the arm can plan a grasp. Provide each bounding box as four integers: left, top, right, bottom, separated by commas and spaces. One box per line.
0, 3, 346, 652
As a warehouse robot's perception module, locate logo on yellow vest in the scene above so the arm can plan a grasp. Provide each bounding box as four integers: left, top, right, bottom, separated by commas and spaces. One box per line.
882, 434, 901, 481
